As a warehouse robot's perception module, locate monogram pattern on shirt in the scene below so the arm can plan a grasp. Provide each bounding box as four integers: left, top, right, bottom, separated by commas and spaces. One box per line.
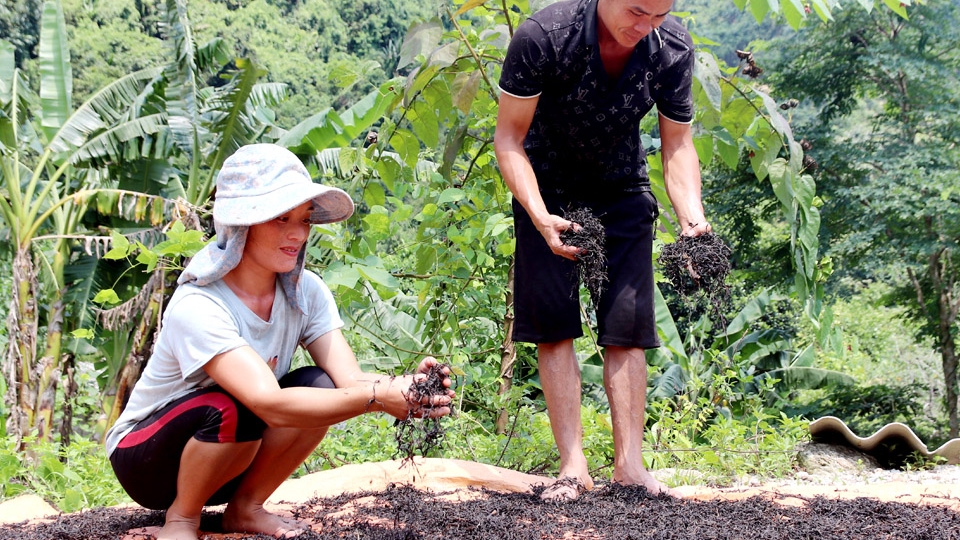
500, 0, 694, 184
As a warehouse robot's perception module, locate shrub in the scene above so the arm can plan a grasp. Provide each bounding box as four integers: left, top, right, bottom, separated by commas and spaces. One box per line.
0, 438, 129, 512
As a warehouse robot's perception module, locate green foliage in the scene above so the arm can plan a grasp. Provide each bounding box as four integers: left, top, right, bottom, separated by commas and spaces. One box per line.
647, 373, 808, 483
766, 0, 960, 434
105, 220, 205, 266
0, 0, 940, 513
800, 281, 941, 383
335, 0, 438, 70
305, 406, 568, 476
305, 415, 397, 471
0, 437, 129, 512
649, 287, 854, 408
0, 0, 134, 445
53, 361, 105, 441
305, 391, 805, 486
767, 2, 960, 286
789, 281, 948, 446
683, 0, 789, 66
96, 219, 208, 304
700, 157, 795, 290
47, 0, 436, 127
0, 0, 43, 66
58, 0, 163, 101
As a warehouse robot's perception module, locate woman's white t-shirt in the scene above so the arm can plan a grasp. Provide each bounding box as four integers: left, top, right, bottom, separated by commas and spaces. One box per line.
104, 271, 343, 456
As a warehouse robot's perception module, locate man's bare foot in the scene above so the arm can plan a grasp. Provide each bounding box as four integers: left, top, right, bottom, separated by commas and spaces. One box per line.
540, 476, 587, 501
157, 512, 200, 540
540, 467, 597, 502
222, 505, 311, 538
613, 469, 679, 497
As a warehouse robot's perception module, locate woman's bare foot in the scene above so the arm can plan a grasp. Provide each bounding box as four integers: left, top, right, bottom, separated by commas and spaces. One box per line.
157, 511, 201, 540
222, 504, 310, 538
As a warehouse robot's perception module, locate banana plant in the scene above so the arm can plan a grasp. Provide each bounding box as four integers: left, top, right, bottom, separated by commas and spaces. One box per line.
0, 1, 170, 446
0, 0, 286, 446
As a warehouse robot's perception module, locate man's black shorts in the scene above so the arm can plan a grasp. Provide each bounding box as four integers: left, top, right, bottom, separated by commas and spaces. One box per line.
512, 189, 661, 349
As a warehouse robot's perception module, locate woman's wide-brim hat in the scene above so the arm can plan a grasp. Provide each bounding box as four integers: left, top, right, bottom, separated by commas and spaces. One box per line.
213, 143, 354, 226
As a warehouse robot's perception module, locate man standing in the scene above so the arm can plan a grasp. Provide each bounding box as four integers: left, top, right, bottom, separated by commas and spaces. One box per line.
494, 0, 710, 500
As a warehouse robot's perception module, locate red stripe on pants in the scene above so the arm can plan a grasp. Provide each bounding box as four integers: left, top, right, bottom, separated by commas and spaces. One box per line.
117, 392, 239, 448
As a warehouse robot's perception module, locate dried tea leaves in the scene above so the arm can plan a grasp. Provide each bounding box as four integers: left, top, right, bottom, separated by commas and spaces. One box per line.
559, 208, 608, 308
658, 232, 732, 297
394, 363, 454, 463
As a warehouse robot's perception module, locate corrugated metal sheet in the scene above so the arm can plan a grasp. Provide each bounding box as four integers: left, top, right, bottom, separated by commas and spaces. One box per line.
810, 416, 960, 468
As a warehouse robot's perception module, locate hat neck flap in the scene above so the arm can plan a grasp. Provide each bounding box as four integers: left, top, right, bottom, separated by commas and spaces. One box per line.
178, 224, 309, 314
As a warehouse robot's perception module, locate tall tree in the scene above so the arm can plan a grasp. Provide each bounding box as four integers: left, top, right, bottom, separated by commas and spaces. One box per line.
58, 0, 164, 100
768, 1, 960, 435
0, 0, 42, 66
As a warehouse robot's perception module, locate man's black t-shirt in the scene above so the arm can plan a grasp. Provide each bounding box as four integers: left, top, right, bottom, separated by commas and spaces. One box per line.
499, 0, 695, 195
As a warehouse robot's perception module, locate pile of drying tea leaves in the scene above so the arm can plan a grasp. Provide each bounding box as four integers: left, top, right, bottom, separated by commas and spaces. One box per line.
559, 208, 608, 308
394, 363, 455, 463
14, 481, 960, 540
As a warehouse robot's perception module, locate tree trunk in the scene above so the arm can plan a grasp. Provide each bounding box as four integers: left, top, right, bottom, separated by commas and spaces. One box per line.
105, 270, 167, 430
931, 250, 960, 438
4, 247, 39, 449
33, 294, 65, 443
495, 261, 517, 435
58, 354, 77, 446
107, 352, 147, 430
940, 338, 959, 439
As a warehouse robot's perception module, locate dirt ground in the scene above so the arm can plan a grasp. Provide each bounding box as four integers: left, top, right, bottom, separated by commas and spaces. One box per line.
3, 481, 960, 540
2, 457, 959, 540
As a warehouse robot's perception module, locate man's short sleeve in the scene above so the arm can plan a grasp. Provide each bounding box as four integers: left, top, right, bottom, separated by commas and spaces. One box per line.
499, 19, 553, 98
654, 25, 696, 124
